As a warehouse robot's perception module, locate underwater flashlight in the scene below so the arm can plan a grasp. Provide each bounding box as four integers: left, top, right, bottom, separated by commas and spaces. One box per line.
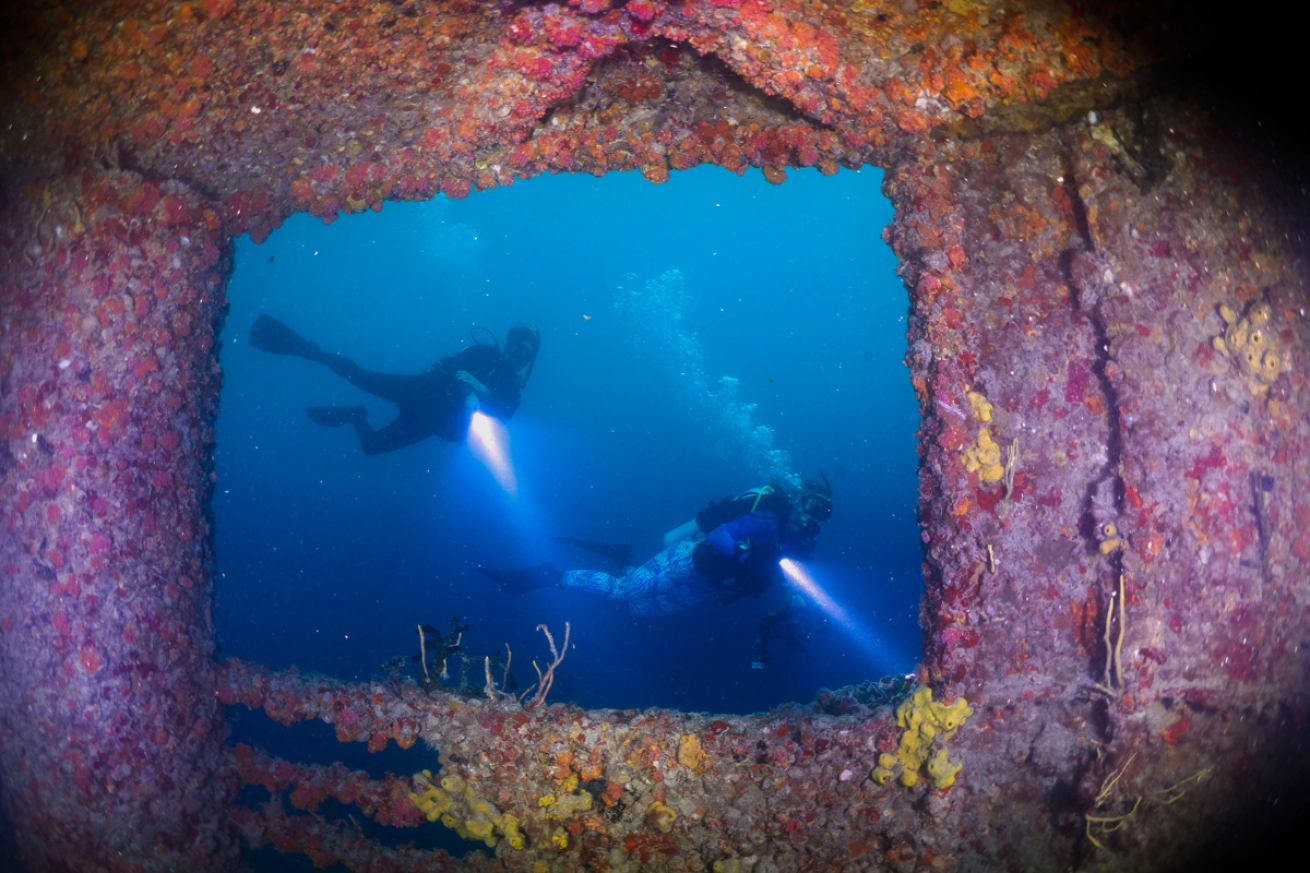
468, 411, 517, 495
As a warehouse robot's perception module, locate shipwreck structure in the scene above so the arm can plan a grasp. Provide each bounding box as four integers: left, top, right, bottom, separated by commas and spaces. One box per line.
1, 1, 1306, 871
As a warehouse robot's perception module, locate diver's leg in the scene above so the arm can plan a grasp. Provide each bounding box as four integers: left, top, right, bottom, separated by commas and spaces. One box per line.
558, 569, 626, 596
561, 539, 707, 616
558, 542, 699, 597
318, 354, 432, 406
750, 635, 771, 670
350, 414, 433, 456
305, 405, 366, 427
250, 317, 433, 407
481, 564, 562, 596
629, 538, 715, 615
249, 315, 325, 360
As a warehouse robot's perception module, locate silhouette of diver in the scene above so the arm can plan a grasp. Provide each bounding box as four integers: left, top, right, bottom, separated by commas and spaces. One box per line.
249, 315, 540, 455
750, 591, 829, 671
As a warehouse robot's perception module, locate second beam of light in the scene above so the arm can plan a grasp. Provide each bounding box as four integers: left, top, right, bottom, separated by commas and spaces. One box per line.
779, 558, 856, 631
779, 557, 909, 672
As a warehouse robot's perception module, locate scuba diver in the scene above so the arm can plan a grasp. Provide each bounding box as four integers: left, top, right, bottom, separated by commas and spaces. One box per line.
375, 617, 518, 697
480, 473, 834, 618
750, 591, 829, 671
248, 315, 540, 455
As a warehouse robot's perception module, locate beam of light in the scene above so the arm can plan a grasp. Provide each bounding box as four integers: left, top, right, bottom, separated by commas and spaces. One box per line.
779, 558, 911, 671
779, 558, 856, 631
468, 411, 517, 495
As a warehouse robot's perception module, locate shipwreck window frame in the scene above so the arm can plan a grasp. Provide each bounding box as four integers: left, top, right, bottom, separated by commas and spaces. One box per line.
211, 164, 927, 715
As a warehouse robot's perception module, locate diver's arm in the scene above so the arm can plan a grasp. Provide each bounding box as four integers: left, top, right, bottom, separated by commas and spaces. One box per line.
711, 512, 782, 553
454, 370, 490, 398
705, 523, 740, 557
445, 345, 497, 397
452, 371, 486, 414
476, 367, 522, 421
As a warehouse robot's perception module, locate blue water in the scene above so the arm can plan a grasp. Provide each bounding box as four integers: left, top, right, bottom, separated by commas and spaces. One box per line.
215, 165, 921, 716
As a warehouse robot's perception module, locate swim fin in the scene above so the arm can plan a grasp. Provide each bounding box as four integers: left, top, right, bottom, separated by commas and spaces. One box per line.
306, 405, 366, 427
250, 315, 323, 360
479, 563, 562, 596
552, 537, 633, 570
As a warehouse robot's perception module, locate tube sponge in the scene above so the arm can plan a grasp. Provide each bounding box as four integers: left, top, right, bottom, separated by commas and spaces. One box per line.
963, 427, 1005, 483
1214, 301, 1284, 391
926, 748, 963, 789
408, 770, 526, 850
407, 770, 454, 822
873, 685, 973, 789
962, 390, 1004, 482
967, 390, 993, 422
543, 791, 592, 819
871, 752, 899, 785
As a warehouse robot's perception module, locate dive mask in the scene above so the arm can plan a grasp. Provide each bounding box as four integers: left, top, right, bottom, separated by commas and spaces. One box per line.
801, 492, 833, 522
505, 324, 541, 373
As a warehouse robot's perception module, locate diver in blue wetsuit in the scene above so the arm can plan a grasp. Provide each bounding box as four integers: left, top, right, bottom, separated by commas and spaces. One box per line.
248, 315, 539, 455
480, 474, 834, 618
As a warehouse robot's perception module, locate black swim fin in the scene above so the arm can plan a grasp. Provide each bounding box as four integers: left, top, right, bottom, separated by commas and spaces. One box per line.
552, 537, 633, 570
250, 315, 323, 360
306, 405, 365, 427
479, 563, 561, 596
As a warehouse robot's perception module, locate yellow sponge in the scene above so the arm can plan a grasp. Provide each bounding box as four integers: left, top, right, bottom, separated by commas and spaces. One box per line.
967, 390, 993, 422
926, 748, 963, 789
873, 686, 973, 790
962, 427, 1004, 482
1214, 301, 1284, 392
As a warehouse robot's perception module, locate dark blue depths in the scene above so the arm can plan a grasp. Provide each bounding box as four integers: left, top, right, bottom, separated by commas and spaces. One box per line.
215, 165, 922, 721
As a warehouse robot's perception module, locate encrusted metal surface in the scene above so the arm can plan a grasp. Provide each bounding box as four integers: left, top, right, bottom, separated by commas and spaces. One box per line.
1, 1, 1306, 871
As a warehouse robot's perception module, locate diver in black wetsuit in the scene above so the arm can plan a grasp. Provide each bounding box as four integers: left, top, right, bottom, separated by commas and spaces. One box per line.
750, 591, 829, 671
248, 315, 540, 455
